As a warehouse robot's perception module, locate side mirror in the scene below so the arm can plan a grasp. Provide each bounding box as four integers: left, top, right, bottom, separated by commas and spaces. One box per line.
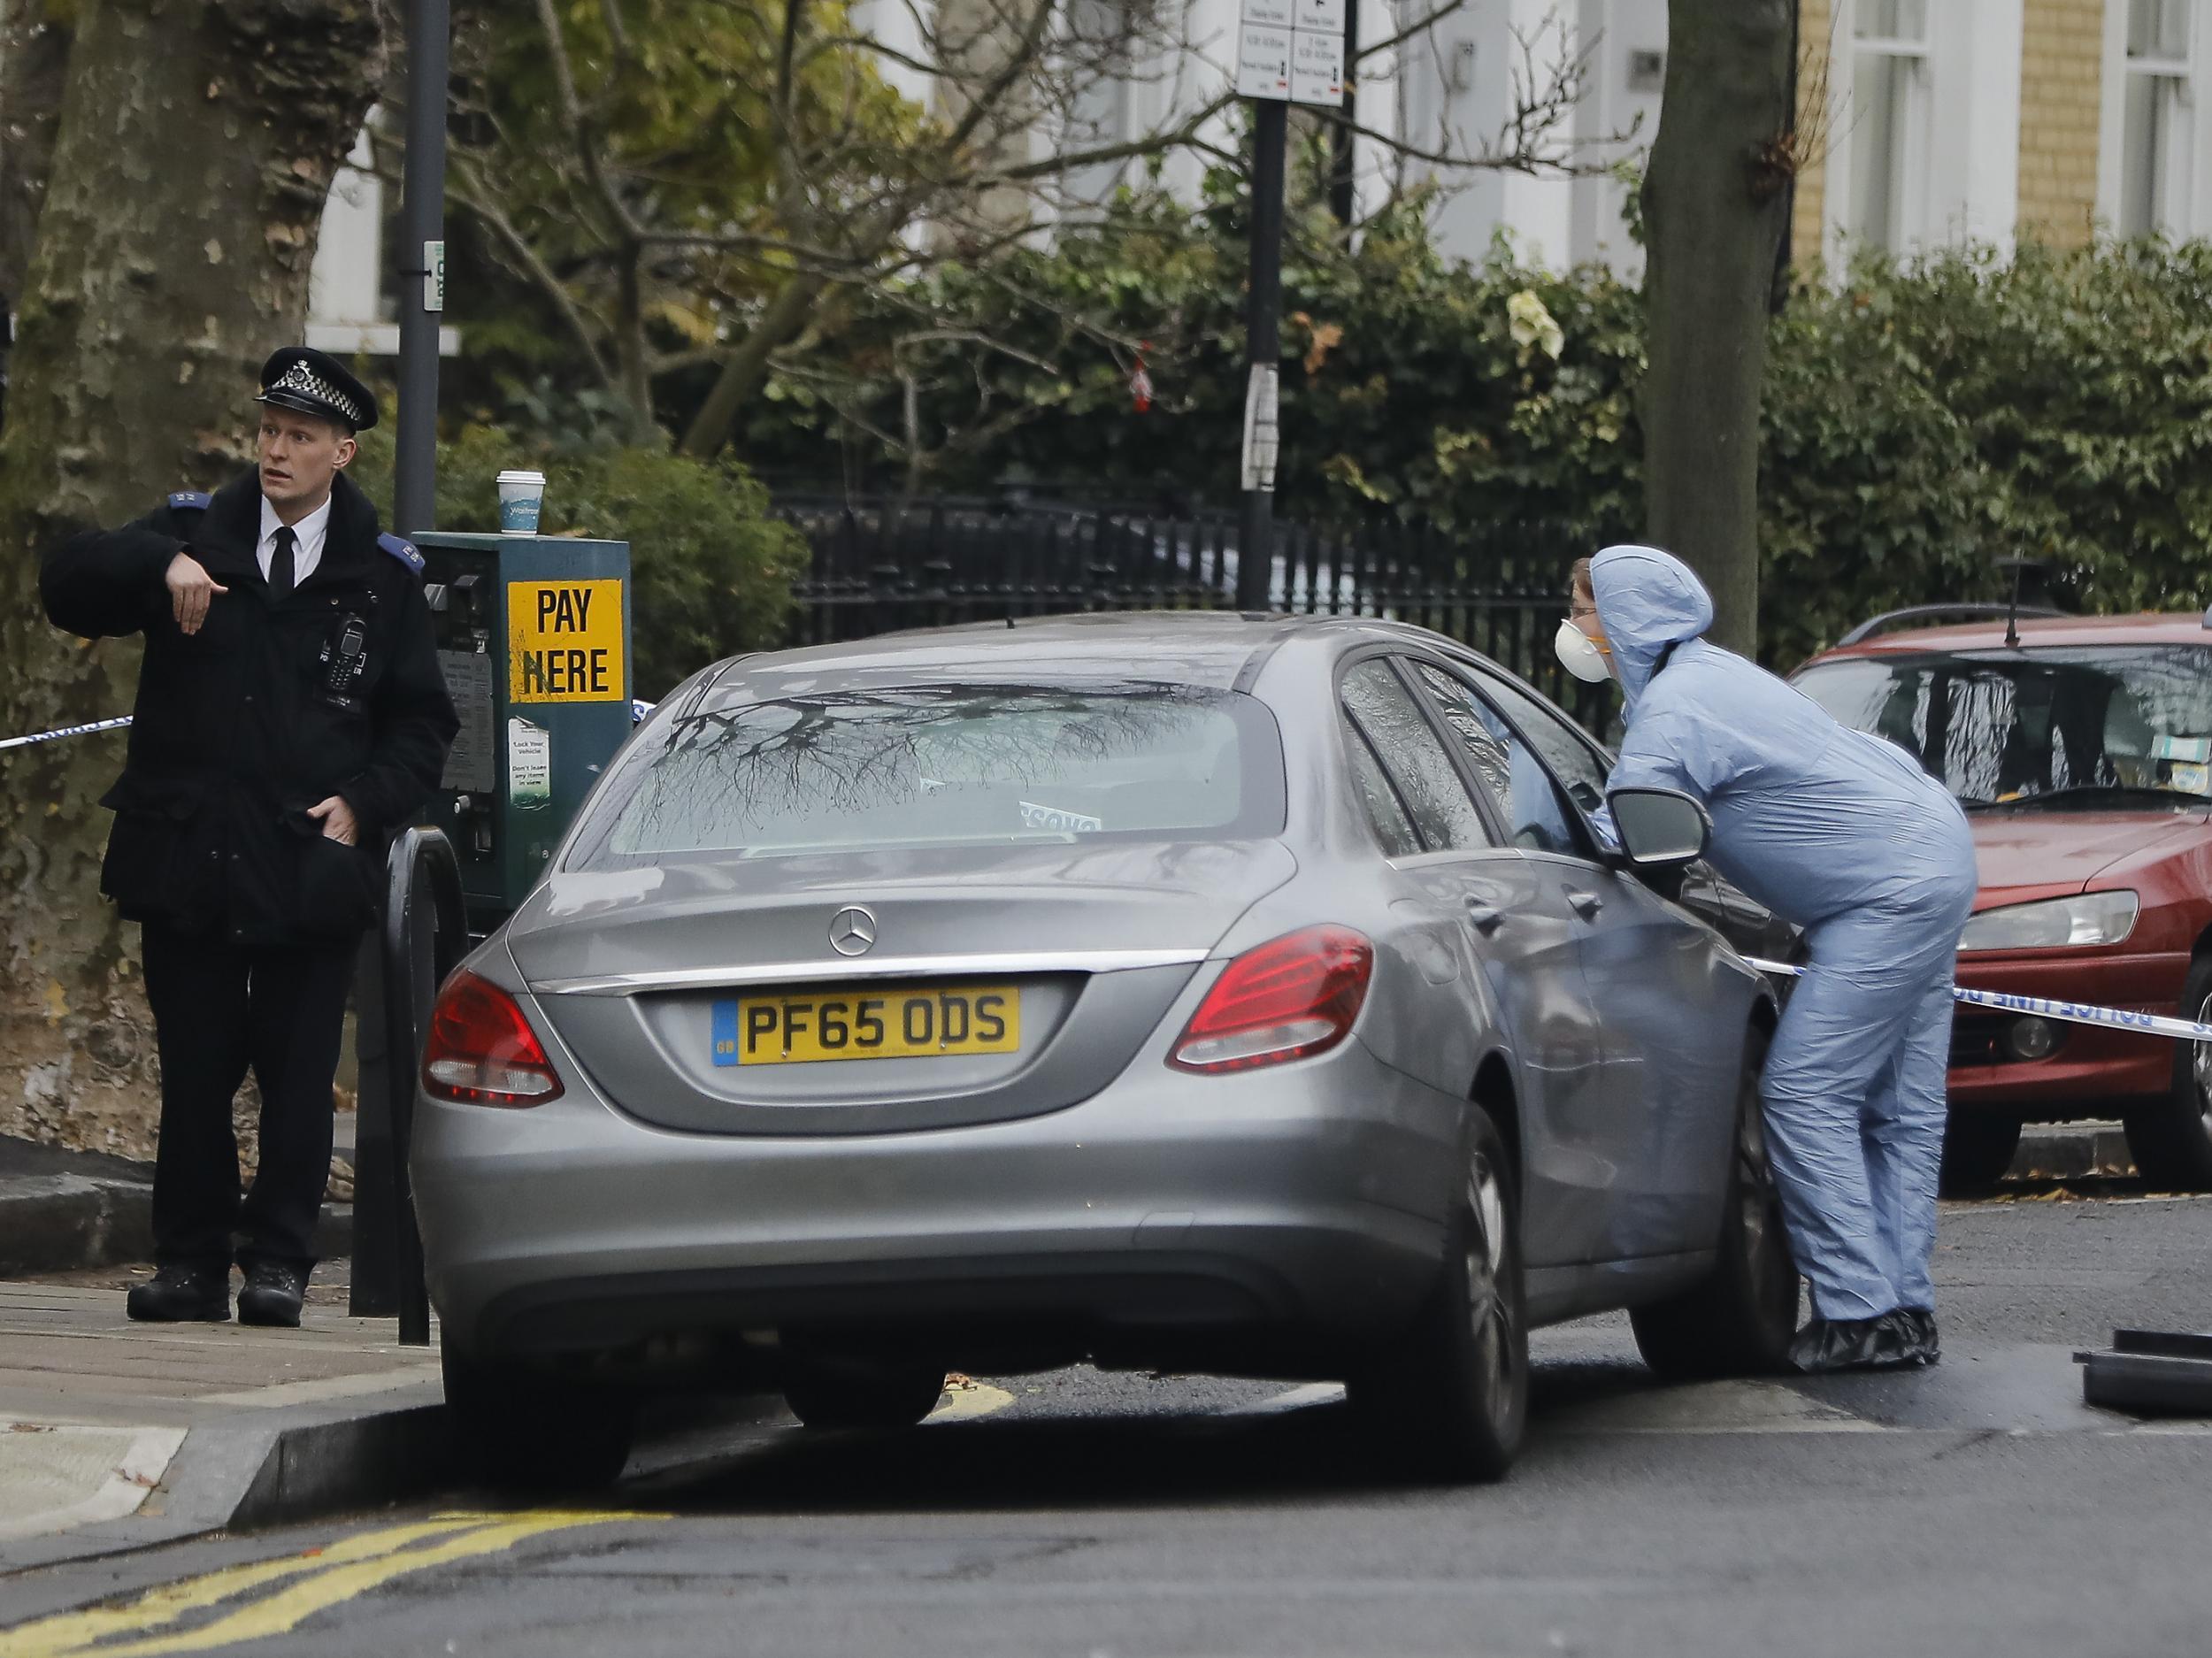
1607, 787, 1710, 870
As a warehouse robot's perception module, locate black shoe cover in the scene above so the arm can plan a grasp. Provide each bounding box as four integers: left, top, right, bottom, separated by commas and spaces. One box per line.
1789, 1314, 1916, 1374
1889, 1307, 1939, 1368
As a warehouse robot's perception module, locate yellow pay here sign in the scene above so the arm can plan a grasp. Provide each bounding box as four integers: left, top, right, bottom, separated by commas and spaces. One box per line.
508, 580, 625, 703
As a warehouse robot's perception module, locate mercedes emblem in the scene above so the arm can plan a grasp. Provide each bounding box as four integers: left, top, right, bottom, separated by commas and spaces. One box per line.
828, 905, 878, 957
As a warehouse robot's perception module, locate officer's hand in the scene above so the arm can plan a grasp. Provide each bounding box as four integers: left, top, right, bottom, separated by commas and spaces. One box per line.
307, 795, 359, 847
165, 554, 227, 635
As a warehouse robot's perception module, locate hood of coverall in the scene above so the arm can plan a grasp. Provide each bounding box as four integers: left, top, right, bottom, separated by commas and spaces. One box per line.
1588, 544, 1714, 703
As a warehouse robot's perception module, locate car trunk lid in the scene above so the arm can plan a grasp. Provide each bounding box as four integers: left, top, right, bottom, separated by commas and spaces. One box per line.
509, 839, 1294, 1134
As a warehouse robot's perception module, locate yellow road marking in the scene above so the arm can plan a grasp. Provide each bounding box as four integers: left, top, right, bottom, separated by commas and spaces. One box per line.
0, 1510, 649, 1658
927, 1382, 1018, 1423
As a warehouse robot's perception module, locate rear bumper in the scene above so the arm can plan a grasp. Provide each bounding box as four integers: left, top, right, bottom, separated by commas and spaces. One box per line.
1947, 949, 2189, 1117
411, 1038, 1454, 1370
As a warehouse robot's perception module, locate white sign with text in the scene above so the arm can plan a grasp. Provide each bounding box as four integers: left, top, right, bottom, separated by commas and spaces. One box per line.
1237, 0, 1345, 106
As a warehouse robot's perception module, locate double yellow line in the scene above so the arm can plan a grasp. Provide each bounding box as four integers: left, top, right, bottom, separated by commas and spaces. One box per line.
0, 1510, 647, 1658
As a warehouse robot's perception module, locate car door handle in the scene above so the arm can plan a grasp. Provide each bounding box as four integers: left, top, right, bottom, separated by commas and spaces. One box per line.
1463, 901, 1505, 935
1566, 890, 1604, 920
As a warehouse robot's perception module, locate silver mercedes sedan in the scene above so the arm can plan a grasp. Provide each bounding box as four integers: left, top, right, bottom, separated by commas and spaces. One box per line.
412, 612, 1795, 1486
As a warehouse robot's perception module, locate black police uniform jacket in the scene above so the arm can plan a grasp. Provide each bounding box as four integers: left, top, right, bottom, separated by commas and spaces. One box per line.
40, 469, 459, 947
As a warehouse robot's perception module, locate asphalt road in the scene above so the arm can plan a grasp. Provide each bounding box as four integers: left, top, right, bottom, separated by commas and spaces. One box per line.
4, 1187, 2209, 1658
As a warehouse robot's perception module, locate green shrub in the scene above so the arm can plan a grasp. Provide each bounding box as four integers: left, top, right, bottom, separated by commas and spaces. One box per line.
755, 199, 2212, 666
351, 428, 803, 697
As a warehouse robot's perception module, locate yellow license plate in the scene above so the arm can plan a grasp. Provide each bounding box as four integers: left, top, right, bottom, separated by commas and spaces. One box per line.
712, 984, 1020, 1066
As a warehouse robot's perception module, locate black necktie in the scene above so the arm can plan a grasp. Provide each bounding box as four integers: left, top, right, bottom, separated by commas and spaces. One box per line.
269, 526, 296, 600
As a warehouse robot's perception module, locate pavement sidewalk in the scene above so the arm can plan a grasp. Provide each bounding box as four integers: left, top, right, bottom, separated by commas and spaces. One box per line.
0, 1273, 449, 1573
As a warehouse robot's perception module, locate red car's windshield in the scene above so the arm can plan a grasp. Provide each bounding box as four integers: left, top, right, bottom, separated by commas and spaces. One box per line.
1794, 644, 2212, 811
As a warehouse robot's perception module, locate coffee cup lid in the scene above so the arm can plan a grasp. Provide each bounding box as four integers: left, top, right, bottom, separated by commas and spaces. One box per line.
496, 469, 547, 484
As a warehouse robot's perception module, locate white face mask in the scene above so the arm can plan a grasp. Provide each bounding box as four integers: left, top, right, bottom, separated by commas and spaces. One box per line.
1555, 617, 1613, 684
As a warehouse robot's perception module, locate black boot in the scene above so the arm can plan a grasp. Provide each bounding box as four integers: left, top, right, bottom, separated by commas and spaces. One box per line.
238, 1261, 310, 1328
126, 1264, 230, 1324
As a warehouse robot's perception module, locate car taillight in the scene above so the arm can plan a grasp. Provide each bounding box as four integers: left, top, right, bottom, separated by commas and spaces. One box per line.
421, 971, 564, 1107
1170, 925, 1373, 1074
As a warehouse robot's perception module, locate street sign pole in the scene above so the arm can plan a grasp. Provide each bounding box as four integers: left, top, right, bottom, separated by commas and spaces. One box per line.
359, 0, 449, 1319
1238, 99, 1286, 613
1232, 0, 1340, 613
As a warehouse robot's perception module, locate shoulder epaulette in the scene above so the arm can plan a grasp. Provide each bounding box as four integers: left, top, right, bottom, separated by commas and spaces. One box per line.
377, 532, 425, 576
165, 491, 211, 512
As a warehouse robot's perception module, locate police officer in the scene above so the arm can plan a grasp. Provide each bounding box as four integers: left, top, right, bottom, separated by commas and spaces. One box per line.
41, 347, 458, 1328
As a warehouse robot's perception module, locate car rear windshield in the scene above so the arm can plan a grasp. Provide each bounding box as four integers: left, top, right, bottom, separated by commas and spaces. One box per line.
565, 682, 1286, 866
1794, 644, 2212, 809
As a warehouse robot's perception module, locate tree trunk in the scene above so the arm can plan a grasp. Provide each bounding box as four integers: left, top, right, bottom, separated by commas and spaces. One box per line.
1639, 0, 1793, 656
0, 0, 381, 1153
0, 0, 76, 411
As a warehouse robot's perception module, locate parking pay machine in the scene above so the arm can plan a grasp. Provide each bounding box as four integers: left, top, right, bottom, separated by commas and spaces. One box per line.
415, 532, 634, 933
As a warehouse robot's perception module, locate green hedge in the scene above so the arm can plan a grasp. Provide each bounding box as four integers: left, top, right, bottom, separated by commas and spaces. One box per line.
749, 196, 2212, 667
350, 427, 804, 698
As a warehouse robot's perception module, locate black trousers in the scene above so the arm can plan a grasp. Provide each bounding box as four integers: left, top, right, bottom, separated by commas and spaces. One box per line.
141, 924, 357, 1270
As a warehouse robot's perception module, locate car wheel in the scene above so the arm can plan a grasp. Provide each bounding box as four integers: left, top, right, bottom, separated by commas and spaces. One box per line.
442, 1346, 637, 1492
1629, 1025, 1799, 1380
1939, 1112, 2024, 1196
1347, 1103, 1527, 1482
782, 1358, 949, 1431
2124, 955, 2212, 1192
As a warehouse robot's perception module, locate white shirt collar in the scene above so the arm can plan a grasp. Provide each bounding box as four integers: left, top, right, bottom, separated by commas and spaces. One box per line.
257, 492, 334, 585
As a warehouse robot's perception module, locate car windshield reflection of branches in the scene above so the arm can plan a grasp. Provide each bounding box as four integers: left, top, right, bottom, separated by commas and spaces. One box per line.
595, 684, 1254, 859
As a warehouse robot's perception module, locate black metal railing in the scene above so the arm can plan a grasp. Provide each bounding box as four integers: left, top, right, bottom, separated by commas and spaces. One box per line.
775, 495, 1618, 729
351, 826, 467, 1345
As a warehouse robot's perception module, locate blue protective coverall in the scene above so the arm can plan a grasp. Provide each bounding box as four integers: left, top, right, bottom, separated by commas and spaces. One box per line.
1590, 545, 1978, 1323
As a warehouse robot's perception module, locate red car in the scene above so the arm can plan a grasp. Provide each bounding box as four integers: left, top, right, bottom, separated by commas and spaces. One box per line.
1792, 607, 2212, 1193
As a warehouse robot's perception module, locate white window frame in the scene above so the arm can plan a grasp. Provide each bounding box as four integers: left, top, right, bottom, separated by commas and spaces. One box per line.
1845, 19, 1933, 255
2099, 0, 2209, 240
1821, 0, 2022, 270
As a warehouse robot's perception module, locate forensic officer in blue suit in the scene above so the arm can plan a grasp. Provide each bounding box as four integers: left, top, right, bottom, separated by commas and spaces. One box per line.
41, 348, 457, 1329
1558, 546, 1978, 1373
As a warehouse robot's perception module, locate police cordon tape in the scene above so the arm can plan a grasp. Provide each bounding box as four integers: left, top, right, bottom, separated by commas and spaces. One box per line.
0, 714, 134, 752
4, 701, 658, 756
4, 707, 2206, 1047
1745, 956, 2212, 1046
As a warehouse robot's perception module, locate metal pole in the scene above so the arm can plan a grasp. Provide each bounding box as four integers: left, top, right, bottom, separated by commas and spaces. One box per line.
394, 0, 449, 536
1237, 100, 1287, 613
356, 0, 447, 1318
1329, 1, 1360, 226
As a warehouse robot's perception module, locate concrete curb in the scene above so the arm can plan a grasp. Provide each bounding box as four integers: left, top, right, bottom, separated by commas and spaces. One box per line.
0, 1176, 353, 1278
0, 1383, 443, 1575
0, 1173, 156, 1278
0, 1386, 791, 1574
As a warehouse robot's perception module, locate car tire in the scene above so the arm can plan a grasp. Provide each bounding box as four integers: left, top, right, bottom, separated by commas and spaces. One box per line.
1347, 1103, 1527, 1482
1939, 1112, 2024, 1196
442, 1346, 638, 1492
782, 1359, 949, 1431
1629, 1025, 1799, 1380
2124, 955, 2212, 1192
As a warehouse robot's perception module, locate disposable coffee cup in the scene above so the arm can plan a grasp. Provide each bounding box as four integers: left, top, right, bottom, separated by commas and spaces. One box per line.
496, 470, 546, 535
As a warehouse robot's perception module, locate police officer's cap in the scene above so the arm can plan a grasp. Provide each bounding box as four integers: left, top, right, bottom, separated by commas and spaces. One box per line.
256, 346, 378, 434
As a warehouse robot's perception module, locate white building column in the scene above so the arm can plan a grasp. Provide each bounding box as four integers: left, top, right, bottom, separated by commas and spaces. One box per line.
1413, 0, 1584, 266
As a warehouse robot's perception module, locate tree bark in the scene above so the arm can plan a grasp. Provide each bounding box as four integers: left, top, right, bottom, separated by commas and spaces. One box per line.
0, 0, 76, 411
0, 0, 382, 1152
1639, 0, 1793, 655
